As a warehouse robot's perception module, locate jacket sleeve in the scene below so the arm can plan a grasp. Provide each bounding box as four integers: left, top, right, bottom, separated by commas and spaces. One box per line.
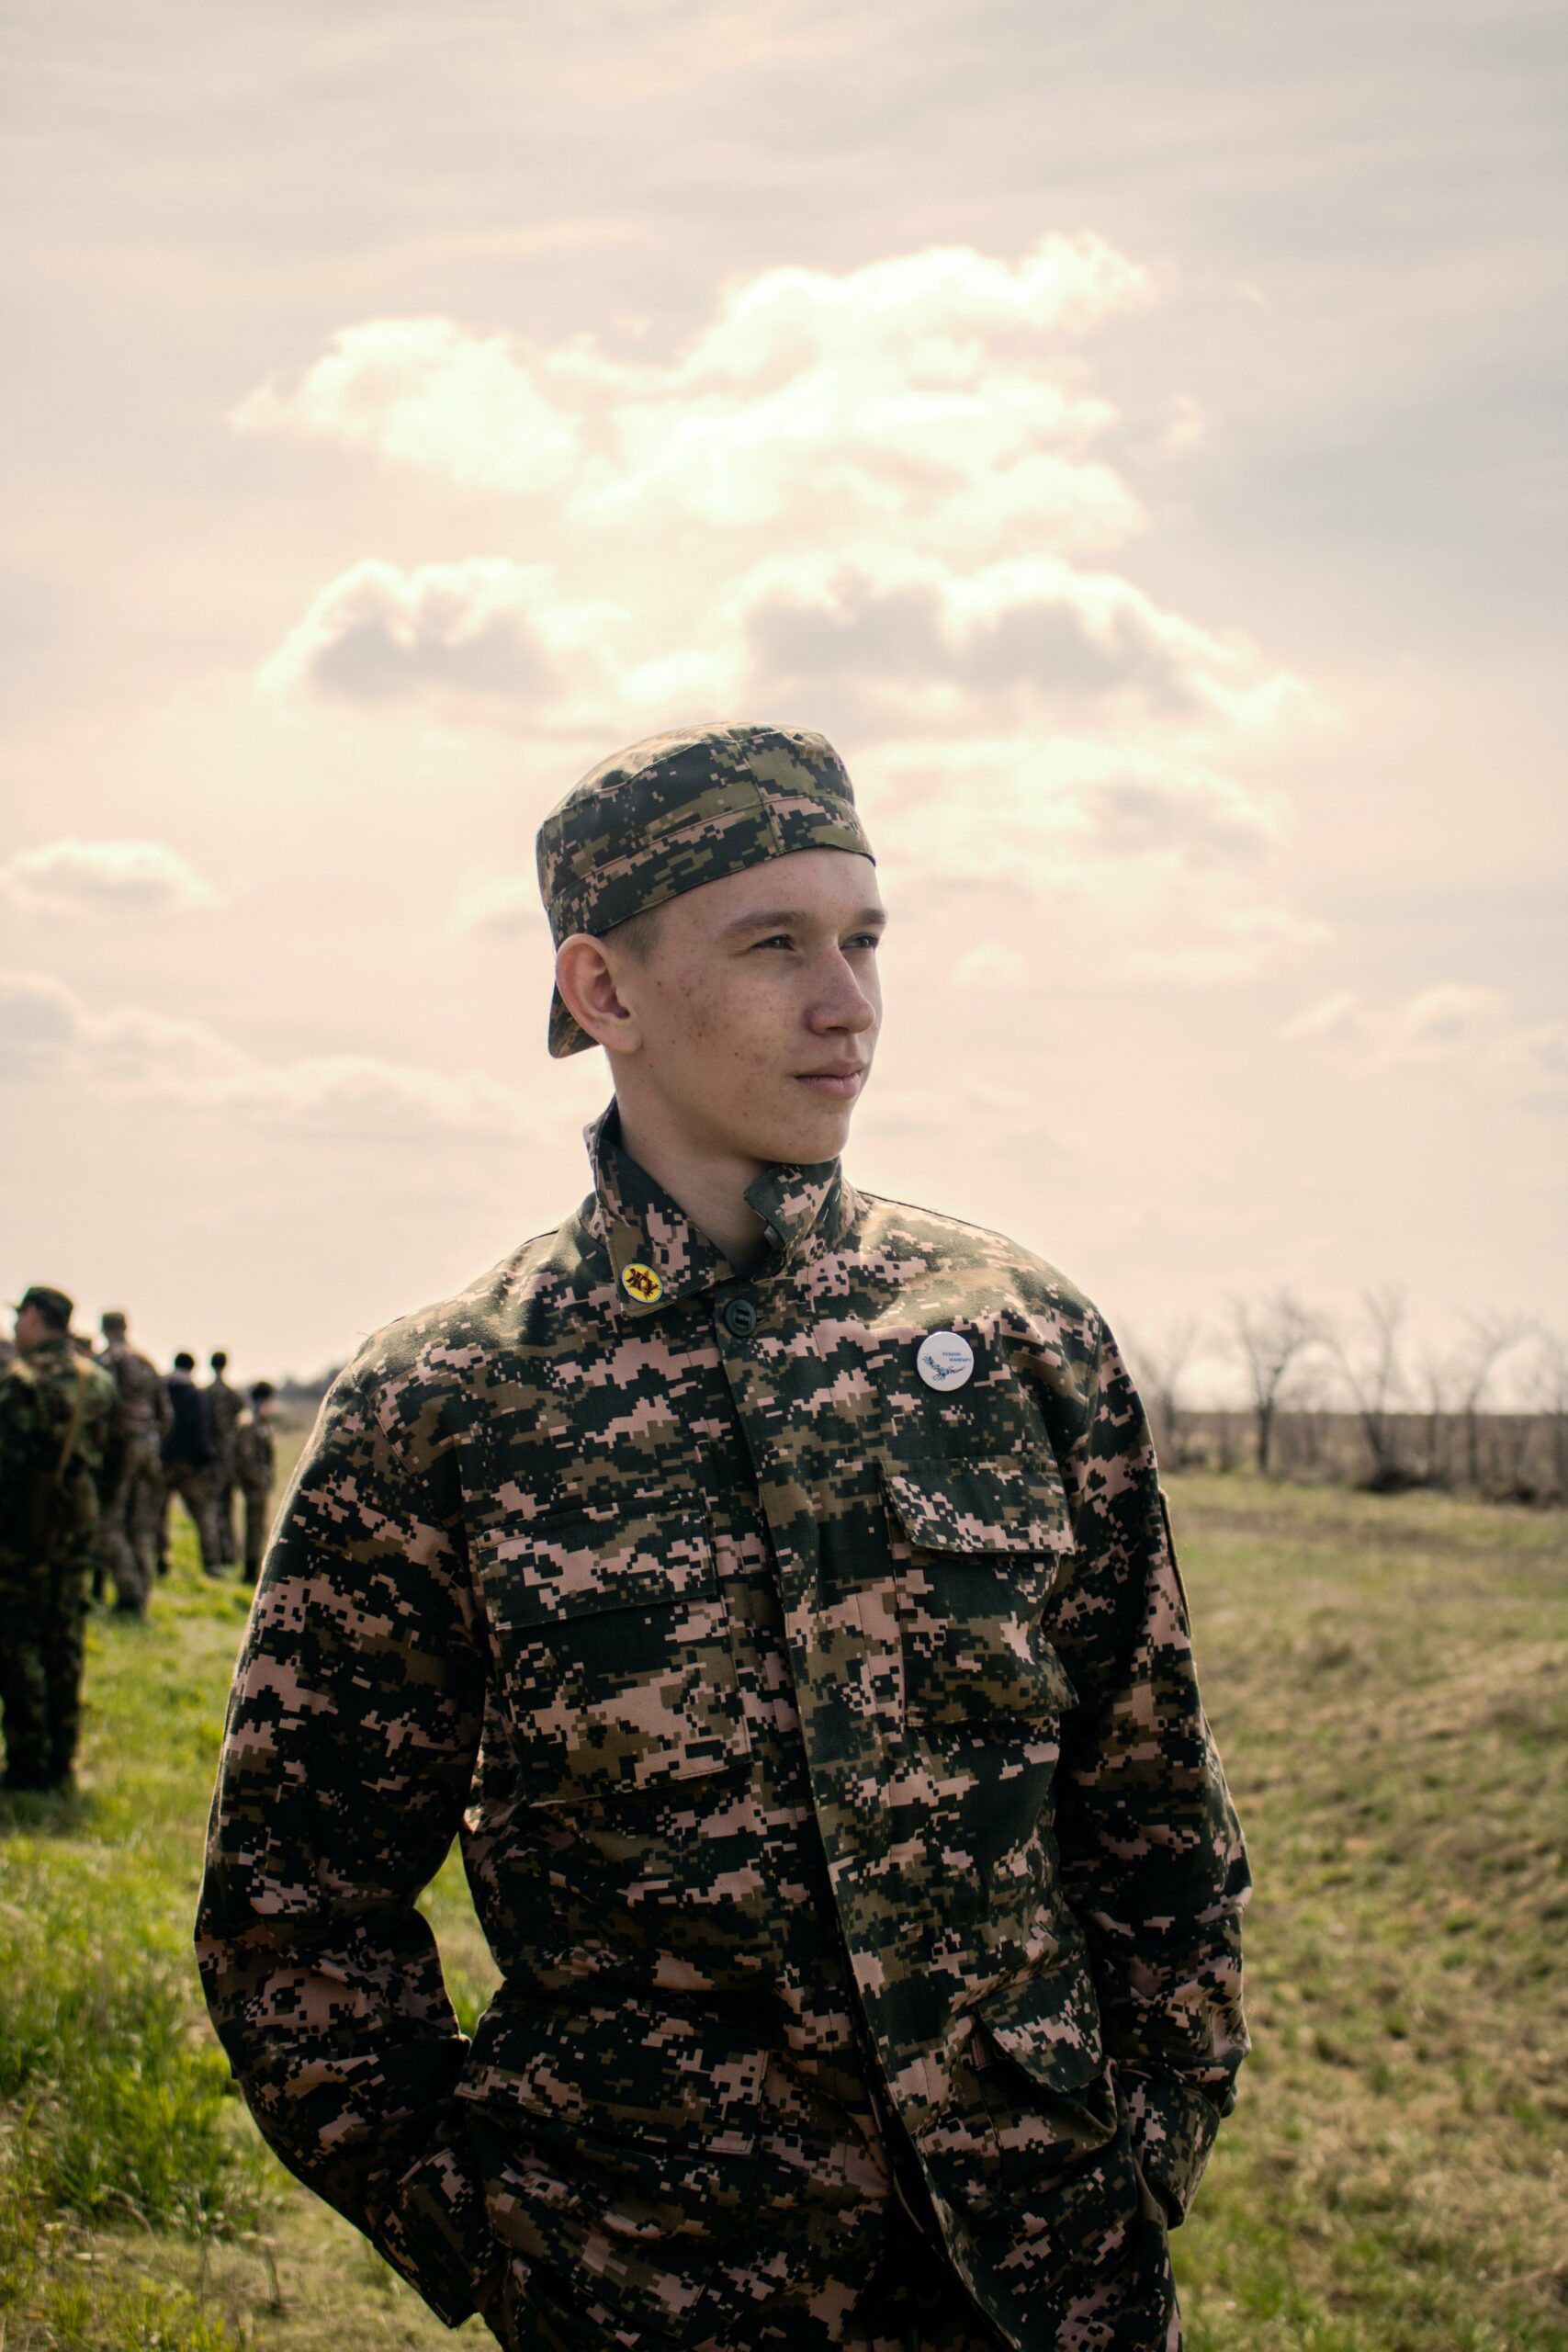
195, 1363, 502, 2326
1045, 1317, 1250, 2225
0, 1367, 43, 1529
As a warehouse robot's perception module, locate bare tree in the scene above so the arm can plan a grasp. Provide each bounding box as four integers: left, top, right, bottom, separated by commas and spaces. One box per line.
1415, 1344, 1456, 1487
1526, 1330, 1568, 1500
1231, 1291, 1317, 1476
1455, 1314, 1529, 1489
1325, 1285, 1411, 1489
1280, 1351, 1333, 1477
1129, 1318, 1202, 1470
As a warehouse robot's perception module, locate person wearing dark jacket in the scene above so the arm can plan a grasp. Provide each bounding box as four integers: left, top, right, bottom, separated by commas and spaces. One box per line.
1, 1285, 118, 1791
160, 1351, 222, 1575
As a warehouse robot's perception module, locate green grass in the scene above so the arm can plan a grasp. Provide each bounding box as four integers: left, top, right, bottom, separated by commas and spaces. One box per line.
0, 1495, 494, 2351
2, 1476, 1563, 2348
1169, 1479, 1568, 2352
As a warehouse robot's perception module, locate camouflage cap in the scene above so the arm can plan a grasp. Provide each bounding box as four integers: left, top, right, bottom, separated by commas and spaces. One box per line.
536, 721, 874, 1057
13, 1284, 73, 1326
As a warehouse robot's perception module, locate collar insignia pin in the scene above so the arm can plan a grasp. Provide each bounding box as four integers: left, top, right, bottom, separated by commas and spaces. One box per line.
620, 1261, 664, 1305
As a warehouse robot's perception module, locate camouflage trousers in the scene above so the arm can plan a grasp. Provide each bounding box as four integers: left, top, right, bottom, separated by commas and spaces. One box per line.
160, 1464, 222, 1573
213, 1467, 239, 1566
238, 1478, 273, 1581
94, 1429, 164, 1611
483, 2204, 1178, 2352
471, 2056, 1180, 2352
0, 1540, 90, 1788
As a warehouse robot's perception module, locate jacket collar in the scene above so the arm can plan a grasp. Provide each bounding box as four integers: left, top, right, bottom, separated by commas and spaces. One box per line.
24, 1335, 74, 1367
583, 1102, 849, 1319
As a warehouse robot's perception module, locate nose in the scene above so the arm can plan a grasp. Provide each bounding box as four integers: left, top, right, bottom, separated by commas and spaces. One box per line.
807, 947, 878, 1037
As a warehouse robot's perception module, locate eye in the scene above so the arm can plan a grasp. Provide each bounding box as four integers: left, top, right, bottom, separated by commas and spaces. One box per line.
844, 931, 883, 952
749, 933, 795, 951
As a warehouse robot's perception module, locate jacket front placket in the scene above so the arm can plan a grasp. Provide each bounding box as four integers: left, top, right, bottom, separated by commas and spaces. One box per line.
584, 1125, 1006, 2317
707, 1170, 1023, 2294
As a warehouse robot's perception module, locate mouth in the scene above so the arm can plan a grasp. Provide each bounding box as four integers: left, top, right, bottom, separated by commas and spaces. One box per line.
794, 1068, 866, 1102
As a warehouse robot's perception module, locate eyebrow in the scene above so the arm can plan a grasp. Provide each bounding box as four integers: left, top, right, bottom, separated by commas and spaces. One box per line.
720, 905, 888, 937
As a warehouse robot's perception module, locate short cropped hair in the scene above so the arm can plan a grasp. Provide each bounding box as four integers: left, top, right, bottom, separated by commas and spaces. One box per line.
604, 901, 668, 961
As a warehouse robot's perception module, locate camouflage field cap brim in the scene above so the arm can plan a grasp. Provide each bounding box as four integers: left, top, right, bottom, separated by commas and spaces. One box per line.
537, 722, 875, 1058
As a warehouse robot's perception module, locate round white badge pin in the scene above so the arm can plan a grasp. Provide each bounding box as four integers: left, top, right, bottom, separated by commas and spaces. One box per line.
916, 1330, 975, 1392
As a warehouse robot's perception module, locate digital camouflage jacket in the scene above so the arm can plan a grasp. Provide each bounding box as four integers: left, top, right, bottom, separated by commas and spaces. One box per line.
232, 1404, 276, 1494
197, 1112, 1248, 2351
0, 1335, 118, 1560
96, 1337, 174, 1445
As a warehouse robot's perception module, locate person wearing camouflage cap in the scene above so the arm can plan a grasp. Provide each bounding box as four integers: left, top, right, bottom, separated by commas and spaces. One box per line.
1, 1285, 118, 1792
198, 721, 1249, 2349
93, 1309, 174, 1613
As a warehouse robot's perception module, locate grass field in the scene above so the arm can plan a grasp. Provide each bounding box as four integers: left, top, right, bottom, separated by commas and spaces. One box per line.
1, 1474, 1563, 2350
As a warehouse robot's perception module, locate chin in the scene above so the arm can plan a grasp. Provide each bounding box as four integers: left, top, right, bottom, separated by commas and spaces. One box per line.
746, 1102, 856, 1169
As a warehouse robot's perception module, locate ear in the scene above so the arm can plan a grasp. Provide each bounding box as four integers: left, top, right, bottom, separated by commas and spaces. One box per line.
555, 933, 642, 1057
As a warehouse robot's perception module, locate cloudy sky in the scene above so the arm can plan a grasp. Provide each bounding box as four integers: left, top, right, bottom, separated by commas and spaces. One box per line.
3, 0, 1563, 1396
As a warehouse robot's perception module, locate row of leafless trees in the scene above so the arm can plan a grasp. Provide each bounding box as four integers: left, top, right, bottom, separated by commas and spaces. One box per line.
1130, 1292, 1568, 1498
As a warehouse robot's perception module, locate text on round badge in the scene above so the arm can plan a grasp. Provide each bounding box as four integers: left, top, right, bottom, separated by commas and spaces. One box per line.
917, 1330, 975, 1391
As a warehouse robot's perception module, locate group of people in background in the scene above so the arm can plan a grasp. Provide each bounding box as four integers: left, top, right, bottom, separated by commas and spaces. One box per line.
0, 1283, 278, 1795
97, 1318, 277, 1607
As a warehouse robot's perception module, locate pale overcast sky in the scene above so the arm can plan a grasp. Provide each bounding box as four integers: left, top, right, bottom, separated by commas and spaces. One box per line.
3, 0, 1564, 1394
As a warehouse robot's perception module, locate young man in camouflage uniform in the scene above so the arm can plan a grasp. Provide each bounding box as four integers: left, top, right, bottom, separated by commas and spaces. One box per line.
94, 1307, 174, 1613
206, 1351, 243, 1566
0, 1284, 118, 1792
231, 1379, 277, 1583
198, 724, 1249, 2351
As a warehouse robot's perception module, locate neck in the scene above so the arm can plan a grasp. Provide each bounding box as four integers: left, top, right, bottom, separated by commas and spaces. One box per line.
614, 1099, 772, 1272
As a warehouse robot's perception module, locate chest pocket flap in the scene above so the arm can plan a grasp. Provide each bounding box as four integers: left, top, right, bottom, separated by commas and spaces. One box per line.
474, 1498, 751, 1805
880, 1456, 1077, 1729
881, 1455, 1076, 1560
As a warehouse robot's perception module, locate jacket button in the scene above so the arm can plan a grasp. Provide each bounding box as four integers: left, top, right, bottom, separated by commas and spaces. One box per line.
722, 1295, 759, 1338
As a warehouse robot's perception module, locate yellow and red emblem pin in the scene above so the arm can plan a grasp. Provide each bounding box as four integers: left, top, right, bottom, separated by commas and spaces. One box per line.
620, 1261, 664, 1305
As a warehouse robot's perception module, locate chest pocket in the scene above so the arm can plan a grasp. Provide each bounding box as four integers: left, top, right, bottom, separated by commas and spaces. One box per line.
473, 1497, 751, 1807
882, 1456, 1079, 1730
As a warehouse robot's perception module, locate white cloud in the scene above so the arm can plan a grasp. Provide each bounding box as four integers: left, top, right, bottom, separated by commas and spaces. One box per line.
865, 735, 1287, 886
243, 232, 1327, 998
1285, 985, 1568, 1106
234, 235, 1151, 560
736, 550, 1309, 738
0, 969, 530, 1140
1285, 982, 1501, 1065
255, 557, 619, 710
257, 545, 1314, 775
0, 970, 83, 1070
234, 316, 584, 497
0, 839, 221, 918
1081, 771, 1280, 864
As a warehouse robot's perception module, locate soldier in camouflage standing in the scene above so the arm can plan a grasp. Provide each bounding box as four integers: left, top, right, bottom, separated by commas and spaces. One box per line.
94, 1308, 173, 1614
198, 724, 1249, 2351
232, 1381, 276, 1584
160, 1351, 222, 1575
0, 1285, 118, 1792
206, 1351, 242, 1566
